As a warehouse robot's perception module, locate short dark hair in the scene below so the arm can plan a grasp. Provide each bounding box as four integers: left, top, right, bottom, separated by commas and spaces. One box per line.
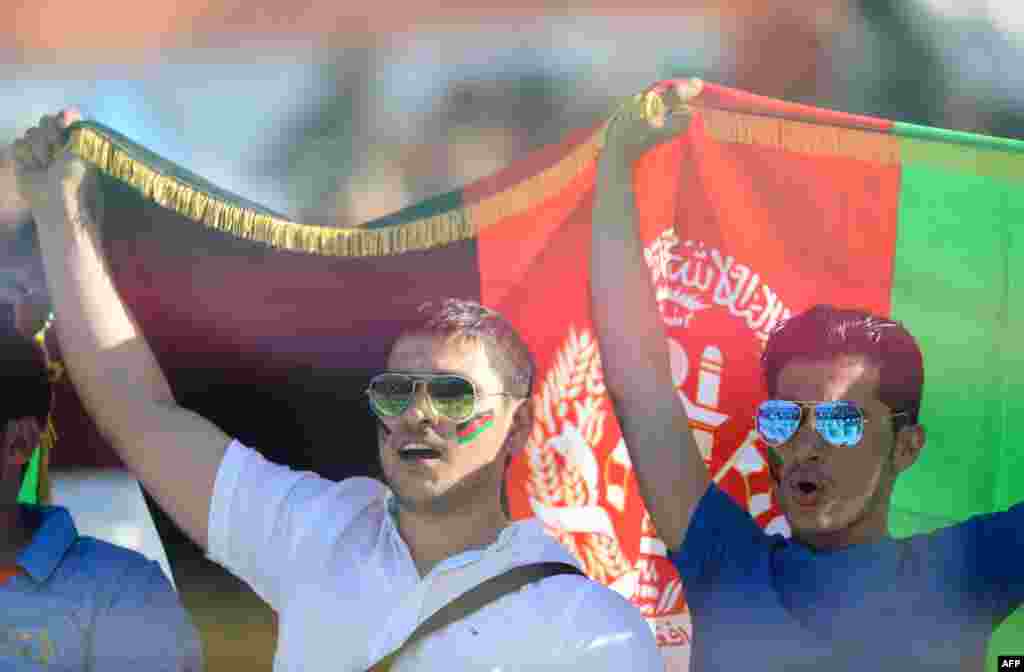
761, 305, 923, 432
398, 299, 534, 398
0, 318, 51, 486
0, 319, 51, 428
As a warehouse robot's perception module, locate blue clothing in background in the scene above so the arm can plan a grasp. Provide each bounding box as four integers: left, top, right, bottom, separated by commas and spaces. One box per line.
672, 483, 1024, 672
1, 505, 202, 671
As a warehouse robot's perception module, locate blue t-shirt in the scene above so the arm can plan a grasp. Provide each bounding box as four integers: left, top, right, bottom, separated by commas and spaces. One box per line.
671, 483, 1024, 672
1, 505, 202, 671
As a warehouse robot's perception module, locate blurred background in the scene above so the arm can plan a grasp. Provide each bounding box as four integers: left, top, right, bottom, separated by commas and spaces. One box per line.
1, 0, 1022, 669
3, 0, 1022, 234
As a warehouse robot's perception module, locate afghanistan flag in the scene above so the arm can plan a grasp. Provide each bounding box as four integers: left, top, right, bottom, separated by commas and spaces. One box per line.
30, 79, 1023, 670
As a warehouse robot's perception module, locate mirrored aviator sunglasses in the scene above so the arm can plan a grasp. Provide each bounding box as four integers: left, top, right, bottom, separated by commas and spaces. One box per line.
366, 372, 478, 423
755, 400, 867, 447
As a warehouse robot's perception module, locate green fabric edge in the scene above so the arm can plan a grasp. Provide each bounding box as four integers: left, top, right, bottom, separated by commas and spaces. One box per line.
15, 446, 40, 505
892, 122, 1024, 154
362, 189, 464, 230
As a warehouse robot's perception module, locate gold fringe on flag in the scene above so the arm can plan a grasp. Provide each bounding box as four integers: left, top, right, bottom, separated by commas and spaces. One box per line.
66, 126, 476, 258
32, 313, 59, 506
61, 80, 707, 259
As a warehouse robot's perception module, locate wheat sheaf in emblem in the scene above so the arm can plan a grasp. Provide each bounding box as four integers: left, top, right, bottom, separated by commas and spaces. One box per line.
525, 326, 632, 584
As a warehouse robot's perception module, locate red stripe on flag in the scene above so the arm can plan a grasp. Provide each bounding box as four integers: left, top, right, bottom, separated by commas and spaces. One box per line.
649, 112, 902, 316
474, 127, 602, 310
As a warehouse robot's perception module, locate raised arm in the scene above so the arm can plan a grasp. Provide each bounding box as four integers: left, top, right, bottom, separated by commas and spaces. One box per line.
590, 81, 709, 552
12, 110, 229, 549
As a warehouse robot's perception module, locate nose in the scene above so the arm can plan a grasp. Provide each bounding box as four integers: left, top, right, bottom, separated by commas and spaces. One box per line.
785, 411, 826, 463
401, 380, 438, 428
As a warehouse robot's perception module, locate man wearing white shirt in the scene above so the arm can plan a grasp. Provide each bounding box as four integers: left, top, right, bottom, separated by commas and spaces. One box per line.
12, 108, 663, 671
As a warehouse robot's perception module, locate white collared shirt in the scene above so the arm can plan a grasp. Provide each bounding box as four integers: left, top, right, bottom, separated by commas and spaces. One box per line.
208, 440, 663, 671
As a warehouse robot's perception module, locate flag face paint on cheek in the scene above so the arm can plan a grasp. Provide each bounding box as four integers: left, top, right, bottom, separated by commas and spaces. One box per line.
456, 412, 495, 445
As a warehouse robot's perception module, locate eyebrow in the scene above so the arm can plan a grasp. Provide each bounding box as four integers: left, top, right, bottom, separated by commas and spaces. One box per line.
382, 369, 483, 385
384, 368, 468, 376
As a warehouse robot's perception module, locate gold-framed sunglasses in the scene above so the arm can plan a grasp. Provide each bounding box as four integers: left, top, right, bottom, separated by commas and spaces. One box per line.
366, 372, 520, 424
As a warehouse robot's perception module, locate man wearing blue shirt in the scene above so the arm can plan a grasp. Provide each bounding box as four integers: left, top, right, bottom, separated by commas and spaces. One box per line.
0, 320, 202, 670
590, 80, 1023, 671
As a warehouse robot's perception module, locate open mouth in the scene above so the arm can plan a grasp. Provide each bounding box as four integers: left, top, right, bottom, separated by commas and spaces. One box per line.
398, 443, 443, 461
790, 479, 823, 506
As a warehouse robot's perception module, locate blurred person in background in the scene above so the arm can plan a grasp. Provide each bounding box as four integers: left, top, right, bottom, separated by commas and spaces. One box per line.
0, 292, 201, 669
590, 80, 1024, 672
11, 109, 663, 671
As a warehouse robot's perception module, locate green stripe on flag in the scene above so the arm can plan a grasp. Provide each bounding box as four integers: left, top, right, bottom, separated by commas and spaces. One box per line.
995, 191, 1024, 513
900, 136, 1024, 184
888, 132, 1024, 668
991, 176, 1024, 672
889, 160, 1013, 524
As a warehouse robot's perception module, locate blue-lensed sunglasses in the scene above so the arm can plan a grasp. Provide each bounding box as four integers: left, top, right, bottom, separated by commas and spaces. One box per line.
755, 400, 908, 448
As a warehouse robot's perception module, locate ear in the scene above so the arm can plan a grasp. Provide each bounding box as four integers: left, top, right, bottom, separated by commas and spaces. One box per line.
502, 397, 533, 459
3, 417, 42, 466
891, 423, 925, 475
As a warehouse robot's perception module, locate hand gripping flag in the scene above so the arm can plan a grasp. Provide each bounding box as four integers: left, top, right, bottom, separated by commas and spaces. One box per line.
28, 79, 1024, 670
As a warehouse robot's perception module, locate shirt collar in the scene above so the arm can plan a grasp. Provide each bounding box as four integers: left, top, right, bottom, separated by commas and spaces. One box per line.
16, 505, 78, 584
384, 491, 519, 575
